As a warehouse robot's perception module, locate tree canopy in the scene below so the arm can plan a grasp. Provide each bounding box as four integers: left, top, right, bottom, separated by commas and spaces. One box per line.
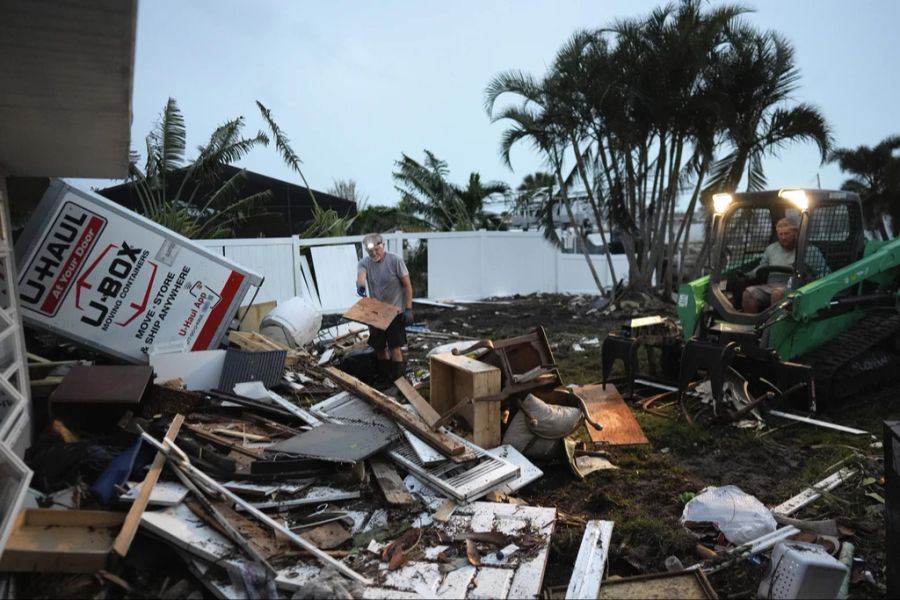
486, 0, 832, 295
129, 98, 352, 239
830, 135, 900, 236
392, 150, 509, 231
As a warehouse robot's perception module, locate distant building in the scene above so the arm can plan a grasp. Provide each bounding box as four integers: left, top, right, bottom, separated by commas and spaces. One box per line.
97, 166, 356, 238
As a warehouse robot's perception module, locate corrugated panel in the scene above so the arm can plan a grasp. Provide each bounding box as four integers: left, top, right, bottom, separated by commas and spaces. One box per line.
218, 349, 286, 391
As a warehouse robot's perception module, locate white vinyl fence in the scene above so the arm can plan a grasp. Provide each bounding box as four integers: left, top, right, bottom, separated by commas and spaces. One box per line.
201, 231, 632, 313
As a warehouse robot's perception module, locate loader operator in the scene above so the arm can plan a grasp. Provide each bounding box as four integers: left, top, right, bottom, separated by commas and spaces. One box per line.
742, 217, 828, 313
356, 233, 415, 384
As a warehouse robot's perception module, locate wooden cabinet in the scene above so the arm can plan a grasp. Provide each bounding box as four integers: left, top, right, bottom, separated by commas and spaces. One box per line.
429, 353, 501, 448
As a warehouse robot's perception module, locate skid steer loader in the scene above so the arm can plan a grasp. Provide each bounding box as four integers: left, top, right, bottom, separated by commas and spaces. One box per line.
602, 188, 900, 415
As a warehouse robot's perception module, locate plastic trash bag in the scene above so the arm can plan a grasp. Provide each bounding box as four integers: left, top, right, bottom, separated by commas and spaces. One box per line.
681, 484, 777, 545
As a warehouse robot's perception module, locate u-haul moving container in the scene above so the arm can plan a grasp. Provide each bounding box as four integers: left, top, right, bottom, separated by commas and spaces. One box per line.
14, 179, 263, 363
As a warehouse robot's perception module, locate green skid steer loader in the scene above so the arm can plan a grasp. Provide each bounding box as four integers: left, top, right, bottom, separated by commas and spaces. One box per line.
602, 188, 900, 414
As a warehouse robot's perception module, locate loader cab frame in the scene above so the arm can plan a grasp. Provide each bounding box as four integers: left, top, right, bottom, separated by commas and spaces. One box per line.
703, 189, 865, 330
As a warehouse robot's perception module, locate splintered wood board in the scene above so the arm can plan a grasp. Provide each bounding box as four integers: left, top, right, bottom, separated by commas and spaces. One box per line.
343, 297, 401, 331
578, 383, 650, 446
369, 457, 414, 506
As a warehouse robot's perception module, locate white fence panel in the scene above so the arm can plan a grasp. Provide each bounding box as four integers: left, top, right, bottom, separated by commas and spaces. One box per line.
310, 244, 361, 313
203, 232, 637, 310
428, 233, 485, 301
201, 238, 297, 305
480, 232, 555, 297
556, 253, 630, 294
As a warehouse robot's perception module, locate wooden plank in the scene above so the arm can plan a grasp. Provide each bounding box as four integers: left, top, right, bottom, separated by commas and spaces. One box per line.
395, 376, 441, 428
112, 415, 184, 557
369, 457, 414, 506
577, 383, 649, 446
323, 366, 472, 459
343, 297, 401, 331
771, 467, 857, 517
228, 330, 305, 366
183, 495, 280, 566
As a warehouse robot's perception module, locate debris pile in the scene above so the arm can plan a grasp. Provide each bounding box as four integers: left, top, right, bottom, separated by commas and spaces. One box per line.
1, 289, 891, 599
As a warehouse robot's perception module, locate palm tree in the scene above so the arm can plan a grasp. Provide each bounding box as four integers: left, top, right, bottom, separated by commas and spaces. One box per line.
484, 68, 610, 294
829, 135, 900, 235
704, 25, 833, 193
129, 98, 272, 239
352, 205, 429, 235
392, 150, 509, 231
130, 98, 349, 240
486, 1, 832, 296
455, 172, 510, 230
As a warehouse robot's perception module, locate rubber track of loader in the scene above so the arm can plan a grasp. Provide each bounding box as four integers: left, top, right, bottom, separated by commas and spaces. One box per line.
799, 312, 900, 406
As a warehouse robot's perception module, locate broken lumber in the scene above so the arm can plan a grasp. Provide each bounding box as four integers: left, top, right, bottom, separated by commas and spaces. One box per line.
324, 366, 472, 459
227, 330, 306, 366
566, 520, 614, 599
368, 457, 414, 506
112, 415, 184, 557
139, 427, 372, 585
394, 376, 441, 428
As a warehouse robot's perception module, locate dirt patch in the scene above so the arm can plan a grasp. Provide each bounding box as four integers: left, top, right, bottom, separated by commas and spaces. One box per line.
413, 293, 889, 598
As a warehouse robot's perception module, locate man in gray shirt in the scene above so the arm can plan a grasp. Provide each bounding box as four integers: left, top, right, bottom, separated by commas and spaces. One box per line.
356, 233, 414, 383
742, 217, 828, 313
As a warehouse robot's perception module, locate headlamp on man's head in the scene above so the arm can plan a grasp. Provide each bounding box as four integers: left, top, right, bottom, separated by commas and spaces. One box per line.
363, 233, 384, 254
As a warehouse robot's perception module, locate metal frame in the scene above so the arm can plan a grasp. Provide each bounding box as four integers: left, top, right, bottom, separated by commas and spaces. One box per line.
0, 176, 30, 449
311, 392, 520, 503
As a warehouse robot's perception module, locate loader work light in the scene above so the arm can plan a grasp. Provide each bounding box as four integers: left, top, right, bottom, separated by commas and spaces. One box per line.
779, 189, 809, 211
712, 193, 733, 214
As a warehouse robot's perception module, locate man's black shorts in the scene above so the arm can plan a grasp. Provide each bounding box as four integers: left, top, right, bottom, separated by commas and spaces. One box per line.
368, 313, 407, 351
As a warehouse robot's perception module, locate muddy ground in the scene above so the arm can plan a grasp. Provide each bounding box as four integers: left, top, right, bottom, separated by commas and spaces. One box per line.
409, 292, 892, 598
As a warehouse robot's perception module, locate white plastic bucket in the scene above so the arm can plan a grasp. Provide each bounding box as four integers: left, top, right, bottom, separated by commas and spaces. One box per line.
259, 297, 322, 348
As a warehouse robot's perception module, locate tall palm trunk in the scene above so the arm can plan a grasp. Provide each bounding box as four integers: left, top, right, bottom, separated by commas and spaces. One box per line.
570, 134, 619, 299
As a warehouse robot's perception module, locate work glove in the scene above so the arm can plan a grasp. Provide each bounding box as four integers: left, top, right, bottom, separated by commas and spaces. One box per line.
356, 284, 367, 297
404, 308, 414, 325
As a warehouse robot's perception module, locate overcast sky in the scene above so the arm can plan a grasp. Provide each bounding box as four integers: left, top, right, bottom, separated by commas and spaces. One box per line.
78, 0, 899, 209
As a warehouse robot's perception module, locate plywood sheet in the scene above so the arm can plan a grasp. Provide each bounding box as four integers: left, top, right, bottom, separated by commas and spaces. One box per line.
267, 422, 394, 463
578, 383, 649, 446
49, 365, 152, 404
343, 297, 401, 331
